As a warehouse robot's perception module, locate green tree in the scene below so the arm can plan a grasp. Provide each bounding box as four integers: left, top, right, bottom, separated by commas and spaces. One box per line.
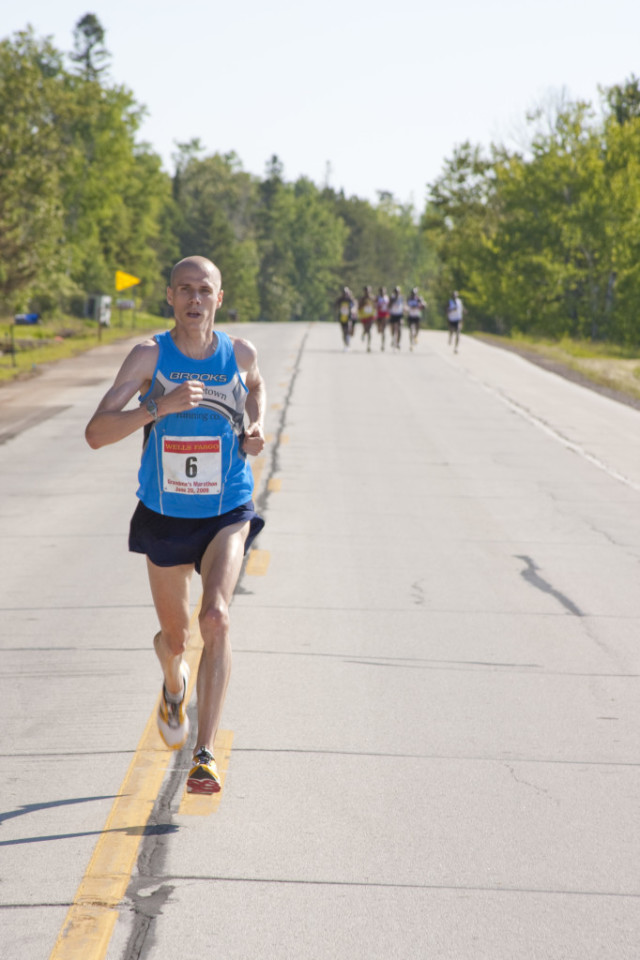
60, 74, 160, 296
288, 177, 347, 319
325, 188, 433, 310
256, 156, 298, 321
423, 142, 496, 329
0, 29, 68, 310
487, 103, 622, 341
70, 13, 110, 80
173, 150, 260, 320
423, 98, 640, 345
599, 107, 640, 343
0, 23, 173, 314
602, 74, 640, 126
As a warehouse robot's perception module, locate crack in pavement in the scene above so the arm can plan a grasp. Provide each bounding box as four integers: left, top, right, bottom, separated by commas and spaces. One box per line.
504, 763, 559, 804
515, 555, 584, 617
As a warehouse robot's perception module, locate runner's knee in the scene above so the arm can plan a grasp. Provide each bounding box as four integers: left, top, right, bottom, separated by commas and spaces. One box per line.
199, 602, 230, 646
159, 626, 190, 657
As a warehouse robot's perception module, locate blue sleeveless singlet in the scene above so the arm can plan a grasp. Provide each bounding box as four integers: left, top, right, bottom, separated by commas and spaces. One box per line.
136, 330, 254, 517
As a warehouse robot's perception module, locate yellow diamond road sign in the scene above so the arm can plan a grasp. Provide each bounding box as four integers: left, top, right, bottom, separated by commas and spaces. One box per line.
115, 270, 141, 291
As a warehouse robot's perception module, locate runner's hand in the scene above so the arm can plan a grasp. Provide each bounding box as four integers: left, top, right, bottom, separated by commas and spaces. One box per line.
243, 422, 265, 456
159, 381, 204, 414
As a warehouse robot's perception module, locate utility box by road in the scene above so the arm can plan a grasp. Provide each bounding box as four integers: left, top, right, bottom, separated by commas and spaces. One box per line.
86, 295, 112, 326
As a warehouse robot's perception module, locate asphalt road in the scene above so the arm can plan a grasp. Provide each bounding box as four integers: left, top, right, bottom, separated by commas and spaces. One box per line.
1, 323, 639, 960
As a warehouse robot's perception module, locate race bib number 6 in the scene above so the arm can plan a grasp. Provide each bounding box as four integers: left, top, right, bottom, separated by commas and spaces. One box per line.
162, 436, 221, 495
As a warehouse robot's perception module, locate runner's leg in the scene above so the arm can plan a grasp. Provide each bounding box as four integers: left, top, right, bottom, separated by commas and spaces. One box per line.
147, 560, 194, 696
195, 520, 250, 753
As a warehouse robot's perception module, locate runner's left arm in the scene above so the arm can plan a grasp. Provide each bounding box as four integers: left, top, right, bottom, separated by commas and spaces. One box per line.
235, 338, 266, 456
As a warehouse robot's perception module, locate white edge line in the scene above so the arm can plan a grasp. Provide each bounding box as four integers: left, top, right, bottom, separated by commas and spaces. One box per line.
443, 354, 640, 493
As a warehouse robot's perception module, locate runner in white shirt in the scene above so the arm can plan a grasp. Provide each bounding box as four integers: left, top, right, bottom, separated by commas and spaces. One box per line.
406, 288, 427, 351
446, 291, 464, 353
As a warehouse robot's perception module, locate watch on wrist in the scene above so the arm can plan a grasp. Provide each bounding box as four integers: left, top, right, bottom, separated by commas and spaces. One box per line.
145, 398, 159, 421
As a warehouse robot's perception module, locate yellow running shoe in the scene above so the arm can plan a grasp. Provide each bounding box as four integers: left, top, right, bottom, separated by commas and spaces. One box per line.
187, 746, 221, 794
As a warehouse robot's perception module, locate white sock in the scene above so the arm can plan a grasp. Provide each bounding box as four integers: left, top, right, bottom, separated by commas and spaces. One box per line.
164, 677, 185, 704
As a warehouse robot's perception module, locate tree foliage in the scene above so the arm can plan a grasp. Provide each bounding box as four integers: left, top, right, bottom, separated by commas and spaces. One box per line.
0, 29, 68, 305
0, 22, 171, 313
0, 21, 436, 323
172, 148, 261, 321
70, 13, 110, 80
423, 82, 640, 345
0, 20, 432, 323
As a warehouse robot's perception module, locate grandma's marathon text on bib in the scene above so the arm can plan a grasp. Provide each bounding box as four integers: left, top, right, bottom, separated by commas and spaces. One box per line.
162, 436, 222, 495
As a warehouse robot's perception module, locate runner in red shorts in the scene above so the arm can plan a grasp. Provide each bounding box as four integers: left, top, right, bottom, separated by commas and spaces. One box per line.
376, 286, 390, 351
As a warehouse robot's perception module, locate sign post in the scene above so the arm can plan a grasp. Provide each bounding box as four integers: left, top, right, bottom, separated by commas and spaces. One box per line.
114, 271, 141, 327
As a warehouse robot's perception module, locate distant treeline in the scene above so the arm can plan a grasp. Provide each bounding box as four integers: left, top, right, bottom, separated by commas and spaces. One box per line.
0, 20, 434, 324
2, 19, 640, 343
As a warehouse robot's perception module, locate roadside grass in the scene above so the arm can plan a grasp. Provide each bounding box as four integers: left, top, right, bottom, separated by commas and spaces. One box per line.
474, 331, 640, 402
0, 312, 169, 385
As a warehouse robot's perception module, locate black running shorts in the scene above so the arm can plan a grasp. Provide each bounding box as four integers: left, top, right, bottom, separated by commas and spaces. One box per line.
129, 500, 265, 574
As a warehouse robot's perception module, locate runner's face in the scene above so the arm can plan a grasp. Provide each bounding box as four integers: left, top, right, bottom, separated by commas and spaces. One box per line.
167, 266, 223, 329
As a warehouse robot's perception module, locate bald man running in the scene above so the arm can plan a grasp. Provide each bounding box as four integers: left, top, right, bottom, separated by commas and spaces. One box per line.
86, 256, 266, 794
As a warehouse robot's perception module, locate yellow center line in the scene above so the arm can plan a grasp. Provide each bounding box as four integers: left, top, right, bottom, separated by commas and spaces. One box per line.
49, 727, 176, 958
51, 419, 280, 956
49, 606, 206, 960
251, 455, 266, 492
245, 549, 270, 576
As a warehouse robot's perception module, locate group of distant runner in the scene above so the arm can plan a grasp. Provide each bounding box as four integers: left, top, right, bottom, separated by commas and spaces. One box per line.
335, 286, 464, 353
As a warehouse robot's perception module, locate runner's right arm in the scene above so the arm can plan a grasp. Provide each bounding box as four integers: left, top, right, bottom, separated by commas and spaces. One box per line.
85, 340, 203, 449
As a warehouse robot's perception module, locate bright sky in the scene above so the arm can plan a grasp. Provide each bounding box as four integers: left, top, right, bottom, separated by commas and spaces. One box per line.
5, 1, 640, 207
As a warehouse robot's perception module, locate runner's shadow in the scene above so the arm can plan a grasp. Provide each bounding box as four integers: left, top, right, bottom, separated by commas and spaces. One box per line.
0, 795, 118, 825
0, 823, 178, 846
0, 796, 178, 845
